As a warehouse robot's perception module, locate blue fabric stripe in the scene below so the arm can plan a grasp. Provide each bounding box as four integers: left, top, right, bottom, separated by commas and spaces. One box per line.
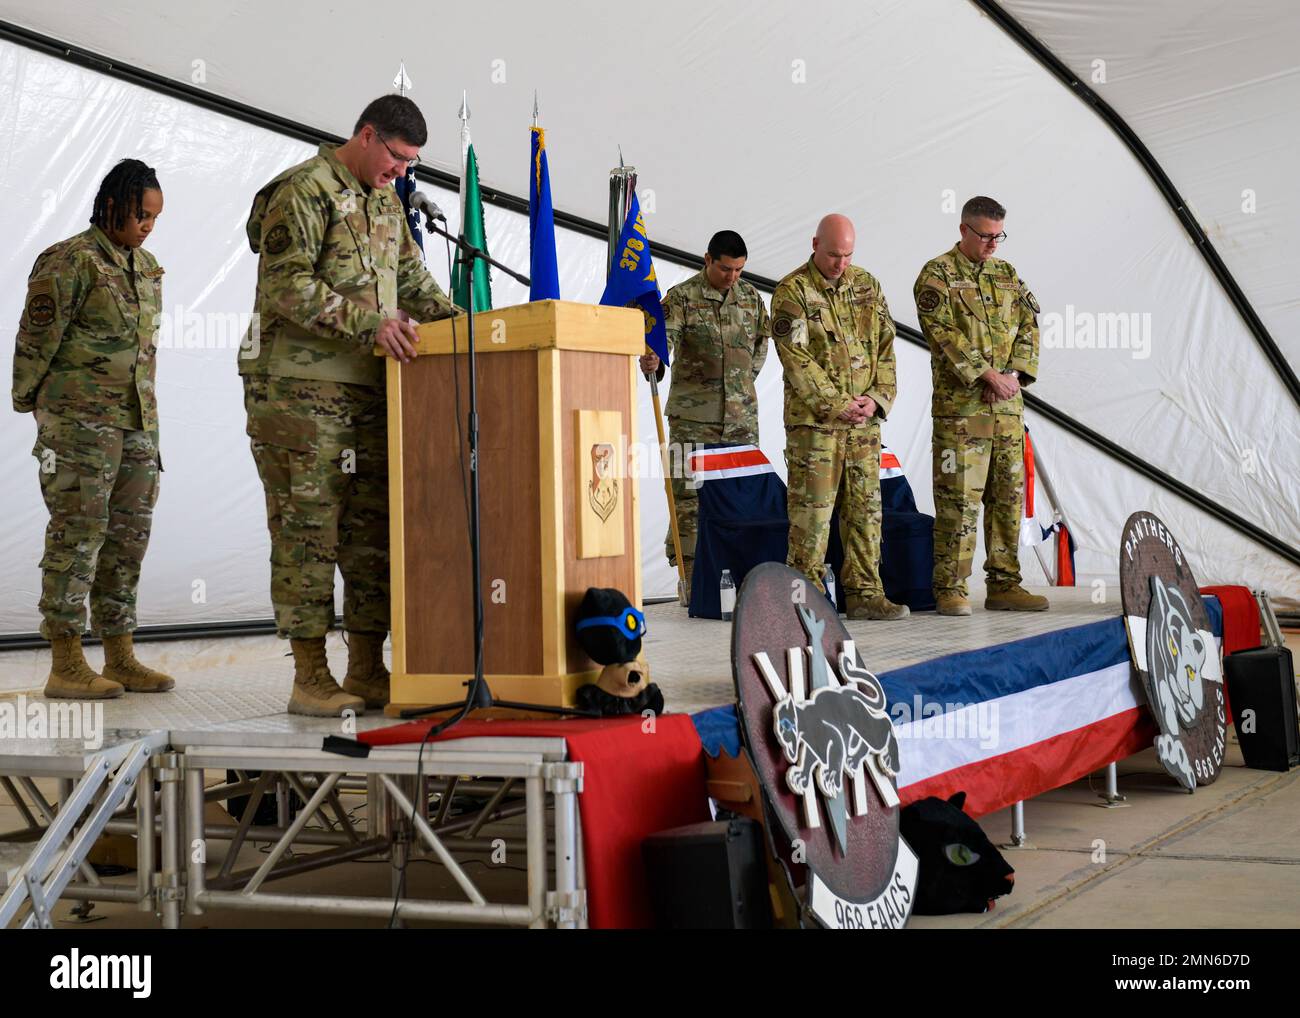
692, 596, 1224, 759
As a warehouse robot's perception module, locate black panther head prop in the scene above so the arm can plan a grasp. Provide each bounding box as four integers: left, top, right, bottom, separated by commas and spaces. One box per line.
899, 792, 1015, 914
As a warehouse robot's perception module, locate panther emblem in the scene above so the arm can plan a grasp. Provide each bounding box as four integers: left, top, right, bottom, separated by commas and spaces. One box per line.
1120, 511, 1227, 792
1146, 573, 1206, 733
733, 563, 920, 927
770, 604, 897, 803
774, 684, 898, 800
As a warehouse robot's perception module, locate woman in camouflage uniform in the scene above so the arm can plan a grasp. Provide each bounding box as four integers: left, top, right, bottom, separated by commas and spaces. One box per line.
12, 159, 174, 699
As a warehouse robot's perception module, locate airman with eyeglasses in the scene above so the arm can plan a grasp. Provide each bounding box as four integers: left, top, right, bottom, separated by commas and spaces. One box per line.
913, 195, 1046, 617
238, 94, 459, 717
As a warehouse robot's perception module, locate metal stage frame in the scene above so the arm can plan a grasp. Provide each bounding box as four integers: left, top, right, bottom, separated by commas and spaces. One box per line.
1, 729, 587, 930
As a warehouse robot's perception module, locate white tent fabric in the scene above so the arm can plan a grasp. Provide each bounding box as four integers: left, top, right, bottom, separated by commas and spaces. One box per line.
1002, 0, 1300, 377
0, 1, 1295, 636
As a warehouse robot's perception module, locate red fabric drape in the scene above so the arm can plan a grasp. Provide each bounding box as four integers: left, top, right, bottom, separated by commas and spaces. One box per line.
1201, 585, 1262, 725
358, 715, 710, 928
1056, 522, 1075, 586
1200, 585, 1262, 656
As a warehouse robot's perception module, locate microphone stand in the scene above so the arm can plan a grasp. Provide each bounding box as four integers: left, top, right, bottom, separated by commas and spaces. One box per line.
401, 216, 599, 720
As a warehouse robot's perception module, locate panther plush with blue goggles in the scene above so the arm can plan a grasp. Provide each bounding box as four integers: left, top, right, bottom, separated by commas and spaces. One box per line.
574, 588, 663, 716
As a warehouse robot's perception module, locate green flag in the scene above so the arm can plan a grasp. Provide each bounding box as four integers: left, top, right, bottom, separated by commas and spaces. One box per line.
452, 128, 492, 312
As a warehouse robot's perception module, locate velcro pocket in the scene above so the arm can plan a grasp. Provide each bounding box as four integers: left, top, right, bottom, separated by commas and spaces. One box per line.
247, 413, 317, 452
955, 287, 986, 317
39, 467, 89, 516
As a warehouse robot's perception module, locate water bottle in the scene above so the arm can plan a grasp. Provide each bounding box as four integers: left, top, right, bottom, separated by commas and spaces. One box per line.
824, 563, 837, 610
719, 569, 736, 621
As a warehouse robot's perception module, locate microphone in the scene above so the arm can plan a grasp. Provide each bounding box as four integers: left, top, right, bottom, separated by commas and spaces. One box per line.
408, 190, 446, 222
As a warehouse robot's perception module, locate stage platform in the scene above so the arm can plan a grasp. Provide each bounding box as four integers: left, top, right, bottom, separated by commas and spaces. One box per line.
1, 589, 1296, 929
0, 636, 586, 929
0, 586, 1113, 720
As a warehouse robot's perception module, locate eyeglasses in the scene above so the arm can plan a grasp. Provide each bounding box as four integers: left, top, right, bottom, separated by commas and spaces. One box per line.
376, 131, 420, 171
964, 225, 1008, 243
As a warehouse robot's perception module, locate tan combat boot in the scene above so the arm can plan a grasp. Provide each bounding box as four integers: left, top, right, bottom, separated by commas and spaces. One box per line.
936, 592, 972, 617
288, 637, 365, 717
985, 585, 1050, 612
341, 631, 390, 709
44, 635, 124, 700
846, 594, 911, 621
101, 633, 176, 692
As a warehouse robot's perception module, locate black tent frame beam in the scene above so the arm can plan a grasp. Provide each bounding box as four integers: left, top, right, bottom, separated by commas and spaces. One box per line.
0, 17, 1292, 651
972, 0, 1300, 410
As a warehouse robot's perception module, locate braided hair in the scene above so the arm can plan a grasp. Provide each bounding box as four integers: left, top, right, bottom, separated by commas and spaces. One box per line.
90, 158, 161, 233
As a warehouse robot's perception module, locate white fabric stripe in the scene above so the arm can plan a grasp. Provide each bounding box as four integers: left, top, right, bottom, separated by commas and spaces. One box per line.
693, 463, 774, 481
894, 661, 1140, 787
1127, 614, 1148, 672
894, 633, 1223, 787
687, 444, 761, 469
880, 444, 903, 478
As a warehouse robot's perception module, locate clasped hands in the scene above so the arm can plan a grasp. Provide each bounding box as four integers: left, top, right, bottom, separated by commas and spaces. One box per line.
837, 394, 878, 424
980, 368, 1020, 404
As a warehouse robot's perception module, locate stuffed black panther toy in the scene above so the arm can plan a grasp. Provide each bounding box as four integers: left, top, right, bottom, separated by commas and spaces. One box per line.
900, 792, 1015, 914
574, 587, 664, 716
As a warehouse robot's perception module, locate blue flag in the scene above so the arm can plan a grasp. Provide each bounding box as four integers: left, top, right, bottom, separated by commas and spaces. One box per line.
528, 126, 561, 300
393, 164, 424, 253
600, 192, 669, 366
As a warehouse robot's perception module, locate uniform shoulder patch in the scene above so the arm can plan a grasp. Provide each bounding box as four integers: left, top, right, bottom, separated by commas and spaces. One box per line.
264, 223, 292, 256
1024, 290, 1041, 313
27, 293, 56, 327
773, 316, 792, 338
916, 288, 942, 313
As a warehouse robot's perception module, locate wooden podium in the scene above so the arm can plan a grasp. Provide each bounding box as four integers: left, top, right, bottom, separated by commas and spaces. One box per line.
383, 300, 645, 714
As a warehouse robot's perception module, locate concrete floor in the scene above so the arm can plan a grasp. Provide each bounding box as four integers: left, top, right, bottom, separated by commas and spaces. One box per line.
1, 594, 1297, 928
912, 741, 1300, 928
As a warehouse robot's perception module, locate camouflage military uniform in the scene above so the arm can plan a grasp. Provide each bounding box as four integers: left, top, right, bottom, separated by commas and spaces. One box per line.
914, 244, 1040, 598
12, 226, 164, 639
241, 143, 456, 639
661, 270, 770, 571
771, 259, 896, 600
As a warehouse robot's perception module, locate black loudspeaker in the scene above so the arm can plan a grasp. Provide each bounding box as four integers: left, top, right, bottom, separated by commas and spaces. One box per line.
1224, 646, 1300, 771
642, 818, 774, 929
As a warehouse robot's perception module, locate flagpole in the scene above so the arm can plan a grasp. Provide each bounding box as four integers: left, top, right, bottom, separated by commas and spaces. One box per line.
651, 354, 688, 605
608, 163, 688, 605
